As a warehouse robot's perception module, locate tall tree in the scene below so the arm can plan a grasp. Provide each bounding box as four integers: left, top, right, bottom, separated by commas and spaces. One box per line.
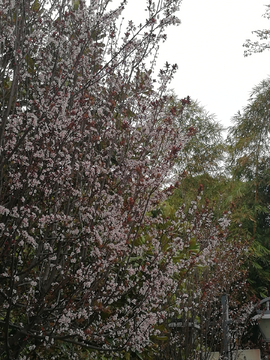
169, 96, 225, 177
226, 78, 270, 297
165, 96, 227, 223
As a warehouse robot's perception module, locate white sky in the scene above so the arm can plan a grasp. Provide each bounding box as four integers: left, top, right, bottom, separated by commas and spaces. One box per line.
122, 0, 270, 129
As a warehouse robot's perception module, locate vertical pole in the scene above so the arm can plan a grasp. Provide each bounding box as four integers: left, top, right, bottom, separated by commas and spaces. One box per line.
222, 294, 229, 360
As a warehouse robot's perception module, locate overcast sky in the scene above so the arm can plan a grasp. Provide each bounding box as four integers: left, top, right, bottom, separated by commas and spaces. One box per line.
123, 0, 270, 129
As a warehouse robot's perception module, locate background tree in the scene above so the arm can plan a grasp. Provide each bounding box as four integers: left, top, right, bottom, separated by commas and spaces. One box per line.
226, 78, 270, 298
168, 96, 225, 177
165, 96, 227, 223
243, 4, 270, 56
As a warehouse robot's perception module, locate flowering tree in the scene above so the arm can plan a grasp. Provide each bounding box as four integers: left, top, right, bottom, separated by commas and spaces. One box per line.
147, 194, 252, 360
0, 0, 250, 359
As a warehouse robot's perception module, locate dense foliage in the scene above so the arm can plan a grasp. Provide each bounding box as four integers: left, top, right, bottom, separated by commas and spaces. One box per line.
172, 97, 225, 177
2, 0, 269, 359
0, 1, 251, 359
226, 78, 270, 298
